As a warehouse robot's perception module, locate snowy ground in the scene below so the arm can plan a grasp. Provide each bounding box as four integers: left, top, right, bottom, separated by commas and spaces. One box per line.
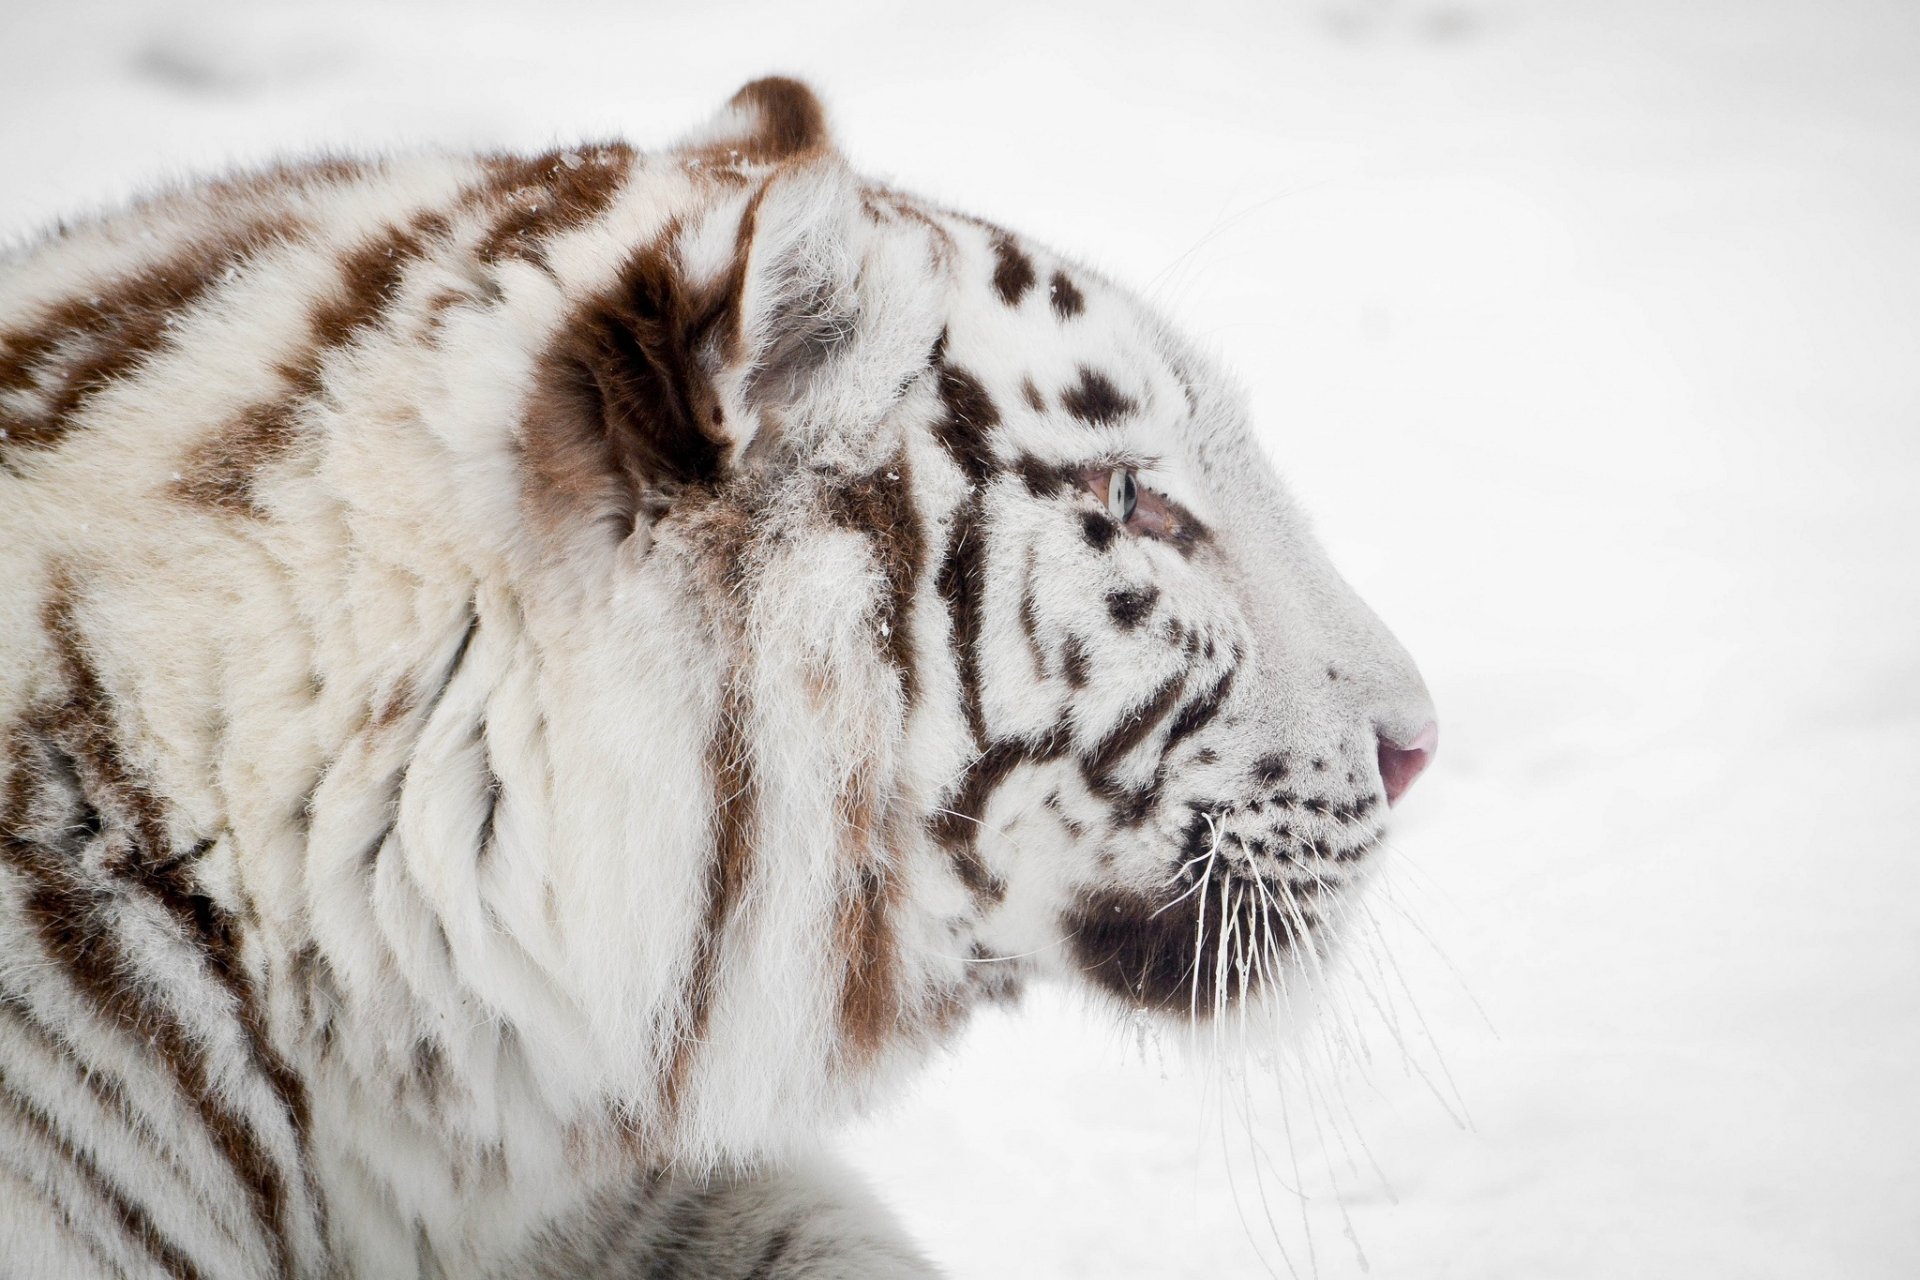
5, 1, 1917, 1276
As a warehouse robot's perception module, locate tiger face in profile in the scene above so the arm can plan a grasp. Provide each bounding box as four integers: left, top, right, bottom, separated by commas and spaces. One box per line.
0, 78, 1436, 1278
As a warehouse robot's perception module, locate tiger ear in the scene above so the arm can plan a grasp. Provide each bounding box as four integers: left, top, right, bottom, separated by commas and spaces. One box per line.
675, 77, 833, 167
524, 155, 880, 535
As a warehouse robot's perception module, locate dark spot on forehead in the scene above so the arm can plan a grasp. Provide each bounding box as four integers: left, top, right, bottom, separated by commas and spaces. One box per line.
1061, 368, 1136, 426
1048, 270, 1085, 320
989, 233, 1036, 307
1021, 378, 1046, 413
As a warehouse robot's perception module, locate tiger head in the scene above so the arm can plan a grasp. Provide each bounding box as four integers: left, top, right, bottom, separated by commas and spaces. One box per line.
507, 79, 1434, 1154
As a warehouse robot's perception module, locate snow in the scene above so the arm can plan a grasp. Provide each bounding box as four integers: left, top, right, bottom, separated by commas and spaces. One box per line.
5, 1, 1917, 1275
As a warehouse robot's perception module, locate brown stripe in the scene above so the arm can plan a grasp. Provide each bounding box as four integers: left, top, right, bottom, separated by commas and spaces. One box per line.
823, 452, 926, 707
0, 1079, 207, 1280
0, 989, 253, 1259
662, 677, 759, 1116
928, 723, 1074, 897
1016, 549, 1046, 682
834, 863, 899, 1058
858, 188, 958, 268
0, 219, 296, 468
832, 779, 901, 1062
1163, 667, 1235, 751
0, 1157, 131, 1280
41, 587, 314, 1173
174, 216, 443, 515
1081, 674, 1187, 789
473, 144, 636, 266
203, 154, 369, 202
2, 582, 313, 1270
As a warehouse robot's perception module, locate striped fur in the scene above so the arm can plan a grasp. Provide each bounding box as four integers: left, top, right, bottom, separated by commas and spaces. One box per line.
0, 78, 1434, 1277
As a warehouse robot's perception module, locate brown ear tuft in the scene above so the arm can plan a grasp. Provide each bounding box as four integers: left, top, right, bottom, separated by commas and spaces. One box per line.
521, 231, 735, 540
731, 78, 829, 160
681, 77, 832, 167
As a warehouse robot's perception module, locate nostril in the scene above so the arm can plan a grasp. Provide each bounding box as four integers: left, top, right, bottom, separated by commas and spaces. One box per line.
1377, 721, 1437, 807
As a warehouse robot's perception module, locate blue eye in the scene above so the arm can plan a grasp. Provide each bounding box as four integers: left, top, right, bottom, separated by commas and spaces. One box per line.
1106, 469, 1138, 521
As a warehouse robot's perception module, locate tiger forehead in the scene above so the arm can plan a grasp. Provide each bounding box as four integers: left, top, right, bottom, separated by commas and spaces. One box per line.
867, 207, 1199, 444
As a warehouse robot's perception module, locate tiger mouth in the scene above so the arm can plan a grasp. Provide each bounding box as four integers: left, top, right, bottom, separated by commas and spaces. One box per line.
1062, 874, 1324, 1014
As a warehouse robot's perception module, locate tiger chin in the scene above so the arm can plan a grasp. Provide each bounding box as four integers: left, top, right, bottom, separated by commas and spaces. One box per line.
0, 78, 1435, 1279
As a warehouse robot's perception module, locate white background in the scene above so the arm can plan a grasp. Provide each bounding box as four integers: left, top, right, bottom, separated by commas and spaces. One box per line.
4, 1, 1916, 1276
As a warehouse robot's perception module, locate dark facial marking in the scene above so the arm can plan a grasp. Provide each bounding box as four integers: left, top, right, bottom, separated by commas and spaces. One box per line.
1063, 881, 1297, 1011
931, 354, 1001, 484
1014, 454, 1072, 498
1080, 509, 1117, 550
1105, 585, 1159, 629
475, 722, 503, 867
1017, 552, 1046, 681
1251, 753, 1288, 785
934, 497, 990, 747
1048, 270, 1085, 320
744, 1226, 798, 1280
989, 233, 1037, 306
929, 724, 1074, 898
1060, 634, 1091, 688
1082, 675, 1186, 792
1060, 367, 1136, 426
1164, 668, 1235, 752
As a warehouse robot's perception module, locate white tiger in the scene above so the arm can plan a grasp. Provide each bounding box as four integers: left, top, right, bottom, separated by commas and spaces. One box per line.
0, 78, 1437, 1278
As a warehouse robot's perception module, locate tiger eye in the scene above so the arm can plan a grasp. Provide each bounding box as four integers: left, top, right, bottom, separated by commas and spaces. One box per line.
1107, 469, 1138, 522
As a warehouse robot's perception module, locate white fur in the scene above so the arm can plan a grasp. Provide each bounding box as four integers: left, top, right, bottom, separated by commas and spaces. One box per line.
0, 82, 1433, 1277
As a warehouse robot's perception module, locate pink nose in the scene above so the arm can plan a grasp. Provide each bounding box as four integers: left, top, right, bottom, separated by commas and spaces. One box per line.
1377, 722, 1437, 806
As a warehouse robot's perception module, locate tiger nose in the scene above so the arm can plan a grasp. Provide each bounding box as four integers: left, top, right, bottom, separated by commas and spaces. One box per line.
1377, 721, 1437, 806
